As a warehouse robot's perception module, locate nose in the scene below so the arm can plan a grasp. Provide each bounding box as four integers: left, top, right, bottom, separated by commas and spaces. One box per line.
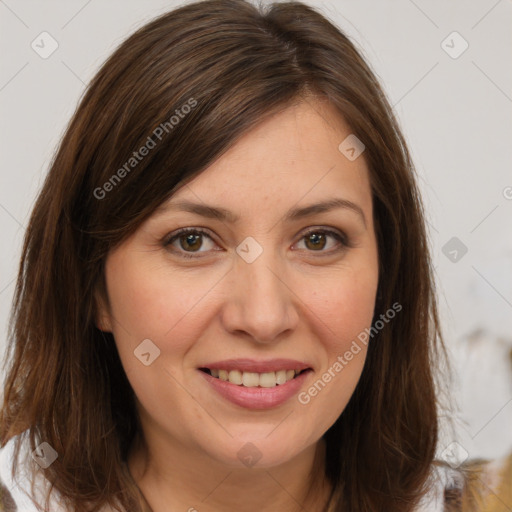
219, 249, 300, 344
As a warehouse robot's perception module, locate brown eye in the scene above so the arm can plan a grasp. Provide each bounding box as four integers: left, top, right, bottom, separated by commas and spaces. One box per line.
164, 228, 218, 258
179, 233, 203, 252
294, 229, 347, 254
304, 232, 327, 250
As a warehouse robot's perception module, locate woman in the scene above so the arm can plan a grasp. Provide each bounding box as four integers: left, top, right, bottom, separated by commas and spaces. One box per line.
0, 0, 508, 511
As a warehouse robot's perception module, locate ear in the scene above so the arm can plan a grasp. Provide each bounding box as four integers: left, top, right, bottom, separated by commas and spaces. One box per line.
94, 282, 113, 332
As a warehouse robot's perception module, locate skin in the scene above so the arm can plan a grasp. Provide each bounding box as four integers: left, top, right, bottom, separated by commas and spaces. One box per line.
96, 98, 379, 512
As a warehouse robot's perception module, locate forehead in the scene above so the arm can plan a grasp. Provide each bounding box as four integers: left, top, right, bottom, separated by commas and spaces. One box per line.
164, 100, 372, 219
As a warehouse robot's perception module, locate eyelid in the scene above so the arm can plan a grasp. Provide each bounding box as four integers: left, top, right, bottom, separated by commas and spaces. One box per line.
163, 227, 220, 259
162, 225, 351, 259
163, 227, 216, 246
292, 227, 350, 253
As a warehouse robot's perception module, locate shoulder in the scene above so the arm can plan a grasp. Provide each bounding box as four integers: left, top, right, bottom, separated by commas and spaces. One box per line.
415, 453, 512, 511
0, 436, 120, 512
0, 477, 17, 512
0, 435, 37, 511
0, 434, 66, 511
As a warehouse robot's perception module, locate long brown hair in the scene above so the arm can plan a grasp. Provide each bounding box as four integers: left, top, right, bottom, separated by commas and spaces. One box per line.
1, 1, 447, 510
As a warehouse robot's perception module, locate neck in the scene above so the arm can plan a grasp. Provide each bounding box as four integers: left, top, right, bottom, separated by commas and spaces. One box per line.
128, 430, 331, 512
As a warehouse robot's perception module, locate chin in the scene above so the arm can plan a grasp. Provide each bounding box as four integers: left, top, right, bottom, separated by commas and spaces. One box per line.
202, 430, 316, 470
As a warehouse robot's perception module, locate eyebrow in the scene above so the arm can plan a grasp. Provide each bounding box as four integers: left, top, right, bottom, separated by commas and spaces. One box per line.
155, 197, 367, 227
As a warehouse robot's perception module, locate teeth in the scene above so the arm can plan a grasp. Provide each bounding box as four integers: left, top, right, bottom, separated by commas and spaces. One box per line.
242, 372, 259, 387
259, 372, 277, 388
209, 368, 302, 387
276, 370, 287, 385
228, 370, 243, 385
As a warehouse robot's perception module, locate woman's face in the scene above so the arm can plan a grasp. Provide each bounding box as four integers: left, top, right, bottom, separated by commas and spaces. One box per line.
97, 99, 379, 469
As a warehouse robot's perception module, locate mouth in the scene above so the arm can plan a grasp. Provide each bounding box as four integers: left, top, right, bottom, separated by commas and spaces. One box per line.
199, 368, 310, 388
197, 359, 313, 409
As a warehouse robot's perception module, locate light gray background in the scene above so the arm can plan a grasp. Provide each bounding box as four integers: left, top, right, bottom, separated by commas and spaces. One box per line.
1, 0, 511, 462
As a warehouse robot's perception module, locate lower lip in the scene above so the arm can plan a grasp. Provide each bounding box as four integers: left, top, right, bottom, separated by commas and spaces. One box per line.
198, 370, 311, 409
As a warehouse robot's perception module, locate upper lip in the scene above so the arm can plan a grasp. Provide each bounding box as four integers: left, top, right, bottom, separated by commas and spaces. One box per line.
199, 358, 311, 373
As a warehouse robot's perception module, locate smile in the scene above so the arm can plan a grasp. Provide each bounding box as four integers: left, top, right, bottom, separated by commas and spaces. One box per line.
197, 358, 312, 409
200, 368, 308, 388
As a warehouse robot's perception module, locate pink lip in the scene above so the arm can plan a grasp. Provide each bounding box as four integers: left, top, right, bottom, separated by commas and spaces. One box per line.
198, 367, 312, 410
199, 358, 311, 373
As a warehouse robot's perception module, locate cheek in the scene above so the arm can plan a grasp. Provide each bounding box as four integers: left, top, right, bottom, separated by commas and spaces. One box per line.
304, 265, 378, 353
294, 271, 377, 432
103, 255, 219, 423
104, 254, 219, 350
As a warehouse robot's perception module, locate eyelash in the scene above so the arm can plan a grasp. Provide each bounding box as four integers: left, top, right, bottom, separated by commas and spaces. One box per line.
163, 227, 350, 260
